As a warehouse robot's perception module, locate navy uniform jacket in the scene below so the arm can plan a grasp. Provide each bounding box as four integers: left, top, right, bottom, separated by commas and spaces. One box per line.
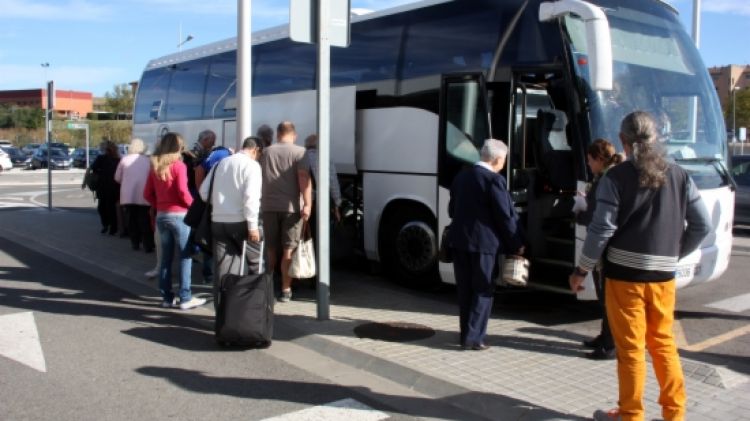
448, 164, 524, 255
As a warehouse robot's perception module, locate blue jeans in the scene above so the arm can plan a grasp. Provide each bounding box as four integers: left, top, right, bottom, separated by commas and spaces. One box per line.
156, 212, 193, 303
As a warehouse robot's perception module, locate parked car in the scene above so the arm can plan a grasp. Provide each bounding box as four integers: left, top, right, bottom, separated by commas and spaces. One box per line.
31, 147, 72, 170
0, 146, 31, 169
0, 148, 12, 172
118, 144, 129, 156
72, 148, 100, 168
38, 142, 69, 151
731, 155, 750, 226
22, 143, 42, 156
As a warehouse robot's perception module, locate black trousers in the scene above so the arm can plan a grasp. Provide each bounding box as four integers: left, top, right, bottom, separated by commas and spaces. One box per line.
96, 191, 118, 233
593, 268, 615, 350
212, 222, 264, 285
124, 205, 154, 251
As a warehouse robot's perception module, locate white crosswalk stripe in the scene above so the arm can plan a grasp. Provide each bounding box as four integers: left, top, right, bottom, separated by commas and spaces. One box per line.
705, 292, 750, 313
260, 398, 390, 421
0, 312, 47, 372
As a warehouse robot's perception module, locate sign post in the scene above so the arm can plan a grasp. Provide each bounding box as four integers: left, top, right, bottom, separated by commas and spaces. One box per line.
46, 81, 54, 210
67, 122, 90, 168
290, 0, 350, 321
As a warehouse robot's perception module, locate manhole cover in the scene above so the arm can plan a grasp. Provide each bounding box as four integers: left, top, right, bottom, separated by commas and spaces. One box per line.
353, 322, 435, 342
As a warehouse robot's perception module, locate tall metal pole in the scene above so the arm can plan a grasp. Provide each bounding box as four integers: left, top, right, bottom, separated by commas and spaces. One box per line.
689, 0, 701, 142
692, 0, 701, 47
316, 0, 331, 321
85, 125, 90, 169
237, 0, 252, 150
733, 88, 737, 141
46, 81, 53, 210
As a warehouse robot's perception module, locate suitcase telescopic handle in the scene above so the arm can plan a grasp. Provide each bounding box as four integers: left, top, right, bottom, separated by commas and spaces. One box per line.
240, 240, 247, 274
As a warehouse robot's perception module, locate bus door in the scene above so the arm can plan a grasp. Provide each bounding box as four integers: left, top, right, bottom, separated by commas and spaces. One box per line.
511, 81, 579, 292
437, 73, 510, 284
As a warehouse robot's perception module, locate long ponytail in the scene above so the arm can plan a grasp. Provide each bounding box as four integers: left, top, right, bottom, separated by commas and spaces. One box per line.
620, 111, 668, 189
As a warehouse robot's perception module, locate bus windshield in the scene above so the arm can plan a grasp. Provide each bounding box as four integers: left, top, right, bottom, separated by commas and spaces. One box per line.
564, 4, 728, 172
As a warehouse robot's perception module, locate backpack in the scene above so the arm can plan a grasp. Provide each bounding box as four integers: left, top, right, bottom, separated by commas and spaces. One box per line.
83, 167, 99, 192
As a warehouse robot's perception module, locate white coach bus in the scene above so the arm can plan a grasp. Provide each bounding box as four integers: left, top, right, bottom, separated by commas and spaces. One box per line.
133, 0, 733, 296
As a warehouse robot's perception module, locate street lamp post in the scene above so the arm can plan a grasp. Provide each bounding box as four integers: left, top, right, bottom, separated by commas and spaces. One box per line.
177, 35, 194, 51
732, 86, 740, 142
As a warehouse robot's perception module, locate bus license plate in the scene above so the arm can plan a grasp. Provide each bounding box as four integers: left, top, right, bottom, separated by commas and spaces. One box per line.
675, 265, 692, 279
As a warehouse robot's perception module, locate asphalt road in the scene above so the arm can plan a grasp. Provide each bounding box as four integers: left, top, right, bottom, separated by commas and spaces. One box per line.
0, 236, 435, 421
1, 170, 748, 382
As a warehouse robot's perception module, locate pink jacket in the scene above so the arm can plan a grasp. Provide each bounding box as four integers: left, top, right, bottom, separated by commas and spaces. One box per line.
114, 154, 151, 206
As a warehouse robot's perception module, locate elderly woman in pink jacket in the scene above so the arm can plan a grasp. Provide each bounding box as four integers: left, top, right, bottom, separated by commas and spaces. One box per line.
115, 138, 154, 253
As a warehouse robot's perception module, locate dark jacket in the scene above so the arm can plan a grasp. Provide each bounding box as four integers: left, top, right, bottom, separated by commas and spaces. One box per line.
448, 164, 524, 255
91, 154, 120, 199
579, 161, 711, 281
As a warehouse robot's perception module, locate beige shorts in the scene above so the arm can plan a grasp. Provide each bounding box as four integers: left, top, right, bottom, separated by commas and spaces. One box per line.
262, 211, 303, 250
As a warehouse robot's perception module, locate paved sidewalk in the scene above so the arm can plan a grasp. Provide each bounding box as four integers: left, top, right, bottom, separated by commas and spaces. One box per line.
1, 207, 748, 421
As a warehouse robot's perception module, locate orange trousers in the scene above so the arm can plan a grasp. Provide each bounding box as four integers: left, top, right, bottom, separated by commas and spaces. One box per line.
605, 278, 686, 421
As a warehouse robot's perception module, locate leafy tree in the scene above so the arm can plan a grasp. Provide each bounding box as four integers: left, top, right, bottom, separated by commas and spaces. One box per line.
0, 105, 43, 129
0, 104, 12, 128
734, 88, 750, 132
12, 107, 44, 129
104, 83, 134, 117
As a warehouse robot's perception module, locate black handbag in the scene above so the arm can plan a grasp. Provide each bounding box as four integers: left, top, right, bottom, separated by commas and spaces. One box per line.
186, 169, 217, 254
184, 198, 206, 228
438, 224, 453, 263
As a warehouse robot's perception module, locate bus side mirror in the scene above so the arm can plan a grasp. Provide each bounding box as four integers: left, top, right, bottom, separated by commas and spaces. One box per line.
539, 0, 613, 91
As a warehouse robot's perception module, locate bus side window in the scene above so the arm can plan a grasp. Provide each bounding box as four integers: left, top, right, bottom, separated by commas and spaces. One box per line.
165, 58, 210, 121
204, 51, 237, 119
134, 67, 170, 124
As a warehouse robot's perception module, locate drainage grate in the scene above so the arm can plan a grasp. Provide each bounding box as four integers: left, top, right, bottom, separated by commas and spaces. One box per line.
354, 322, 435, 343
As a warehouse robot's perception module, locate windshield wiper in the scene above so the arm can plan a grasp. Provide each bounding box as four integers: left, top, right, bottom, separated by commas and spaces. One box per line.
673, 157, 723, 164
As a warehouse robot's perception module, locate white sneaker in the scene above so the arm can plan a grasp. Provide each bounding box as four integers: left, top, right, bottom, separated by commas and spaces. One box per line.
145, 268, 159, 278
179, 297, 206, 310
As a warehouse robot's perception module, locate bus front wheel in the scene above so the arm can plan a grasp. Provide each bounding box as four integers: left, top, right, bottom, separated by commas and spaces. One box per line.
381, 209, 439, 288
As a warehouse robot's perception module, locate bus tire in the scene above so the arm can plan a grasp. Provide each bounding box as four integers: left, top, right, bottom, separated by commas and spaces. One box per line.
380, 208, 439, 288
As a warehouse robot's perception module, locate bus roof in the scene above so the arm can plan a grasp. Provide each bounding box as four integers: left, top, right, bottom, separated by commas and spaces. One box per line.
145, 0, 452, 70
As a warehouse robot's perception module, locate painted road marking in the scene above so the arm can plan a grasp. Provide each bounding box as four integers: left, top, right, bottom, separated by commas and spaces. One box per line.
260, 398, 389, 421
673, 319, 689, 349
683, 324, 750, 352
0, 312, 46, 372
705, 292, 750, 313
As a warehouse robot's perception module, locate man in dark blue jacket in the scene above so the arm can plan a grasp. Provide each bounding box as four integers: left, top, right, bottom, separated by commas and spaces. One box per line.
448, 139, 524, 350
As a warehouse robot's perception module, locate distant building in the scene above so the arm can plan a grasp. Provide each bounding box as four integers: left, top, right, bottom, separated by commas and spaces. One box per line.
0, 89, 93, 120
708, 65, 750, 110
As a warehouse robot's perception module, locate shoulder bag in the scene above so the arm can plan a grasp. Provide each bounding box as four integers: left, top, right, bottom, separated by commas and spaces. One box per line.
187, 168, 217, 254
288, 222, 316, 279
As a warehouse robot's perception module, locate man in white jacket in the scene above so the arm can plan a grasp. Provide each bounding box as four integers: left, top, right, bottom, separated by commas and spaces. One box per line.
199, 137, 263, 280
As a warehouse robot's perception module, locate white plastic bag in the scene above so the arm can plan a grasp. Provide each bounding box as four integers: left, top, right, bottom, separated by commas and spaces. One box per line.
288, 224, 316, 279
572, 194, 588, 213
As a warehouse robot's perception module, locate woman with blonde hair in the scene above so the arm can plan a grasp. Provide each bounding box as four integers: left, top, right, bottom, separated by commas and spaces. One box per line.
143, 132, 205, 310
115, 138, 154, 252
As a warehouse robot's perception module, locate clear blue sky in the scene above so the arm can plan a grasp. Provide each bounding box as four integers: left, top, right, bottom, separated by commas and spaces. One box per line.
0, 0, 747, 97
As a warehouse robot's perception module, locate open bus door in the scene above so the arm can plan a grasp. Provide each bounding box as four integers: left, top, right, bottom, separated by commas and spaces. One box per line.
509, 78, 595, 296
437, 73, 512, 285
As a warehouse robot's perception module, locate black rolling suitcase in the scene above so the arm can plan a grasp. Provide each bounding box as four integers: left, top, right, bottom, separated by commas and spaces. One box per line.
215, 240, 273, 348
